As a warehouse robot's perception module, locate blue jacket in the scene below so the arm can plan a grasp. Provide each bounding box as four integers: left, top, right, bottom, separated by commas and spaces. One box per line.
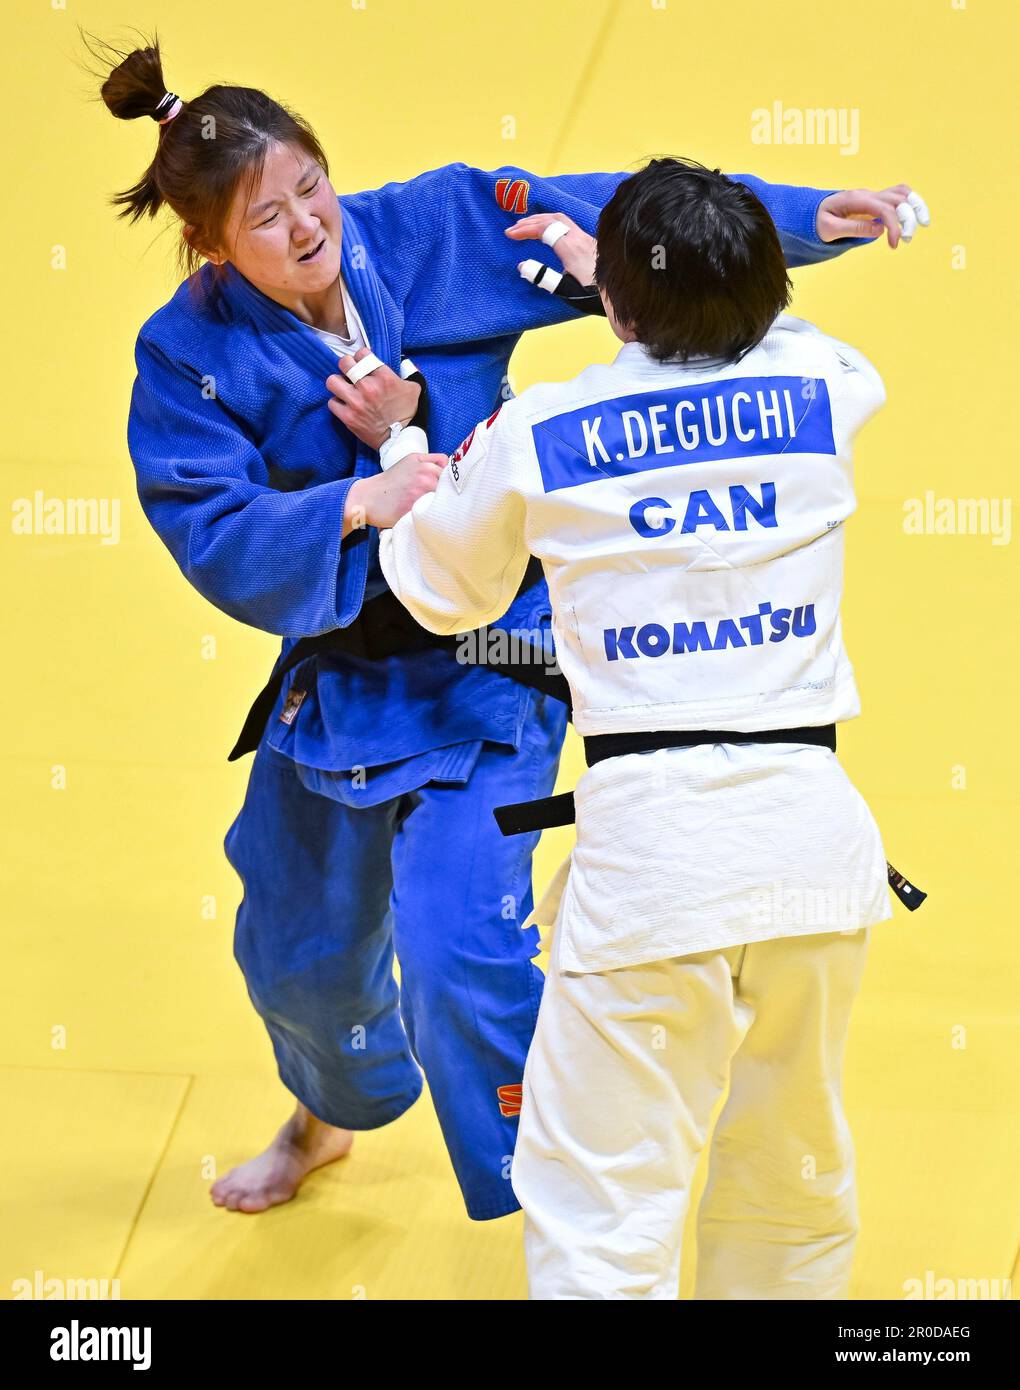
128, 161, 857, 774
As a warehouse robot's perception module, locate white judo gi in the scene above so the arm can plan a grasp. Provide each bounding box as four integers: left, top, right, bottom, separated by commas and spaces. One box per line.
380, 314, 894, 1299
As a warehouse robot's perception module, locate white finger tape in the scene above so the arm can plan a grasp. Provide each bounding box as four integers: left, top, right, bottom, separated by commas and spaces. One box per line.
907, 190, 931, 226
518, 259, 563, 293
541, 220, 571, 248
896, 201, 918, 242
344, 352, 385, 384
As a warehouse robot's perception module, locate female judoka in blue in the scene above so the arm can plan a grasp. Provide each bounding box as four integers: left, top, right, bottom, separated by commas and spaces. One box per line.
98, 36, 908, 1219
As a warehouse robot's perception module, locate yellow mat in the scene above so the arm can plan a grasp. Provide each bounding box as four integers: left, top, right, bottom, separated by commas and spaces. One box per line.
2, 0, 1016, 1299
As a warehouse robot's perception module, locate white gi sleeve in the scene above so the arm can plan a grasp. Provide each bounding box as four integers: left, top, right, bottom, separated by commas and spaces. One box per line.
378, 405, 531, 635
779, 316, 886, 438
828, 337, 886, 435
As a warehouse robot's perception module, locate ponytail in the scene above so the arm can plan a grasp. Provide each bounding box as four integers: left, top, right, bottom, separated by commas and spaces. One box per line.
83, 30, 330, 277
83, 30, 181, 223
91, 33, 168, 121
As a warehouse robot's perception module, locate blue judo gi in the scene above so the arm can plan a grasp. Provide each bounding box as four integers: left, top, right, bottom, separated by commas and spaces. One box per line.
128, 161, 860, 1218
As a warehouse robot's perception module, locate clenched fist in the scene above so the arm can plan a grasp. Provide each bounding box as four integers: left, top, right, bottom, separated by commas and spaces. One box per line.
343, 451, 449, 535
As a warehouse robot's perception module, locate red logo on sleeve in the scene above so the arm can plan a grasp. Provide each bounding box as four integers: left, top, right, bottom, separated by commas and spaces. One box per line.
495, 178, 530, 214
497, 1083, 523, 1117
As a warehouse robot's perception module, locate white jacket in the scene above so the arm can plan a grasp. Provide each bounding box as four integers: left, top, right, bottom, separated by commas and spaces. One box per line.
381, 315, 885, 737
380, 316, 893, 968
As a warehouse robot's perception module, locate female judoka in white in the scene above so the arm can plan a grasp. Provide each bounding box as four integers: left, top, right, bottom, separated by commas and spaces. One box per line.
377, 158, 926, 1298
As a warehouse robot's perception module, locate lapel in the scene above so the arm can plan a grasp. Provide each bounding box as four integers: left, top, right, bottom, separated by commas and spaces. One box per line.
219, 201, 406, 479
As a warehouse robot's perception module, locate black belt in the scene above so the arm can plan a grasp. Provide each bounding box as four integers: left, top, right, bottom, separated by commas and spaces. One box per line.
492, 724, 926, 912
229, 556, 570, 761
585, 724, 836, 764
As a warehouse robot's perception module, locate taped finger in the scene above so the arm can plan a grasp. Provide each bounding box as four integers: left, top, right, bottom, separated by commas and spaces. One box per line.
519, 258, 564, 293
896, 201, 918, 242
541, 220, 571, 248
345, 352, 385, 384
907, 189, 931, 226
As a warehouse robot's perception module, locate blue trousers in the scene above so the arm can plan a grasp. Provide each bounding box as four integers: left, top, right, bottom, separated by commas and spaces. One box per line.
223, 691, 566, 1220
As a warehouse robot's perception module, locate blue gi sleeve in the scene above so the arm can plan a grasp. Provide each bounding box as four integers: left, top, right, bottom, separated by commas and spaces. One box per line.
400, 161, 858, 340
542, 168, 854, 268
127, 336, 368, 637
726, 173, 856, 267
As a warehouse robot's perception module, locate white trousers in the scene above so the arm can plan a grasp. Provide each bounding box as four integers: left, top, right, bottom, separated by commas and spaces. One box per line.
512, 924, 871, 1300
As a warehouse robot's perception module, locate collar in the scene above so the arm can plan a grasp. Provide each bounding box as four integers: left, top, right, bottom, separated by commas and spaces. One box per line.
612, 339, 736, 375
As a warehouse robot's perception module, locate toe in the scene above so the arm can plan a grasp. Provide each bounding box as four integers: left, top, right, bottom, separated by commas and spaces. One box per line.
237, 1192, 272, 1214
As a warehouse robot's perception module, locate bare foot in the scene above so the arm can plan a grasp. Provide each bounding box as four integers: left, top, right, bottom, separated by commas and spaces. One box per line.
210, 1103, 354, 1213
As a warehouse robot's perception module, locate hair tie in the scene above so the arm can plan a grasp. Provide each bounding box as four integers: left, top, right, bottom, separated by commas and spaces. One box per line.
151, 91, 183, 124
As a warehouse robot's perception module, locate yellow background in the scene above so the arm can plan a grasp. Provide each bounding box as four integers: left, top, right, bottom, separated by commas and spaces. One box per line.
1, 0, 1016, 1300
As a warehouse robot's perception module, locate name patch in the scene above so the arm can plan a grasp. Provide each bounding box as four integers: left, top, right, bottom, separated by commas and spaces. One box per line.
532, 376, 834, 493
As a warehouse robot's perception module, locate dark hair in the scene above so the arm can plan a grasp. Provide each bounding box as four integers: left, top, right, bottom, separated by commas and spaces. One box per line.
83, 31, 329, 278
594, 157, 791, 363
